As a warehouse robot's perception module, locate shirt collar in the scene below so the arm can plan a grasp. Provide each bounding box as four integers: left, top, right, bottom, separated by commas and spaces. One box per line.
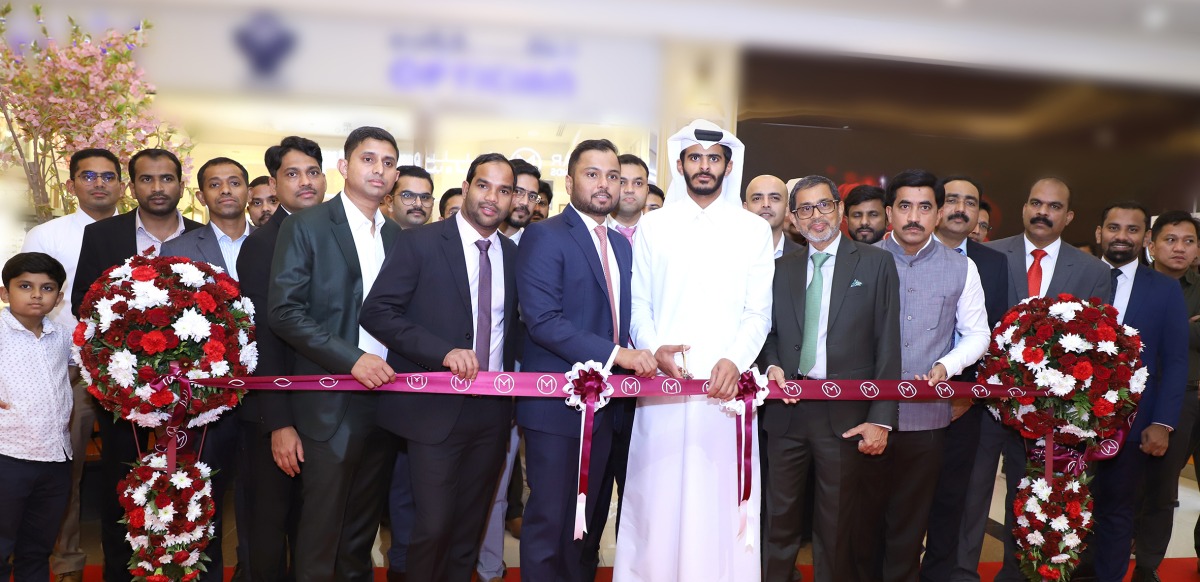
932, 233, 968, 255
606, 214, 639, 230
808, 233, 842, 259
455, 209, 501, 248
73, 208, 119, 226
1102, 257, 1139, 281
774, 233, 786, 256
1023, 234, 1062, 259
571, 204, 607, 230
0, 308, 55, 336
338, 191, 385, 232
210, 221, 251, 243
135, 209, 186, 239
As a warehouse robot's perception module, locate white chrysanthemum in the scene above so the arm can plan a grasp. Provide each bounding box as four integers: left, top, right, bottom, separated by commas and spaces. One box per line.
171, 262, 208, 288
1017, 515, 1030, 527
209, 264, 225, 275
1025, 531, 1045, 546
109, 263, 133, 281
187, 406, 230, 429
195, 461, 212, 479
131, 484, 150, 506
1130, 367, 1149, 394
1019, 477, 1032, 488
209, 360, 230, 377
1050, 515, 1070, 532
238, 329, 249, 347
1037, 368, 1076, 397
156, 503, 175, 524
1032, 478, 1053, 501
125, 533, 149, 550
1058, 333, 1092, 354
1123, 324, 1140, 338
126, 410, 170, 428
1067, 480, 1081, 493
78, 362, 92, 385
1058, 424, 1097, 439
1103, 390, 1119, 403
186, 368, 212, 380
1080, 511, 1092, 526
183, 551, 200, 567
186, 501, 203, 521
199, 479, 212, 498
128, 280, 170, 310
1063, 533, 1081, 548
1024, 497, 1041, 514
158, 554, 172, 565
84, 321, 95, 340
998, 325, 1017, 347
1008, 339, 1027, 364
986, 374, 1002, 386
1049, 301, 1084, 322
134, 385, 154, 402
1097, 340, 1118, 355
95, 296, 121, 332
172, 308, 211, 342
110, 367, 135, 390
170, 471, 192, 489
240, 342, 258, 371
1051, 554, 1071, 564
147, 454, 167, 468
108, 348, 137, 373
989, 406, 1001, 421
234, 297, 255, 318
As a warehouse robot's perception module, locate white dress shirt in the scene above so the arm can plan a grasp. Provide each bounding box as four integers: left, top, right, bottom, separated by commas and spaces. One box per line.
773, 233, 787, 259
504, 227, 524, 246
212, 221, 252, 281
20, 209, 117, 332
0, 309, 73, 462
572, 204, 621, 368
455, 211, 506, 372
339, 193, 389, 359
1102, 258, 1138, 325
804, 235, 842, 381
1023, 236, 1063, 297
135, 210, 187, 257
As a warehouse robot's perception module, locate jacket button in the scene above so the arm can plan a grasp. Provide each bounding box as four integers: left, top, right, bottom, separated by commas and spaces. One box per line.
794, 345, 801, 351
466, 333, 472, 340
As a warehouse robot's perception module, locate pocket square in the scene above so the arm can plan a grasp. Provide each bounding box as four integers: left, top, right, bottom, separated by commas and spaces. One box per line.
850, 279, 863, 288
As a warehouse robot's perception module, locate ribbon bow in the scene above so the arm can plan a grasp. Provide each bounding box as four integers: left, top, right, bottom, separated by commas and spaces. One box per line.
728, 368, 768, 547
563, 361, 613, 540
150, 362, 192, 471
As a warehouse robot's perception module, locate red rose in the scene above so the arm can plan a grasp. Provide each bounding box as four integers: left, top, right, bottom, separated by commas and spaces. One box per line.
1072, 361, 1094, 381
1093, 398, 1115, 417
149, 389, 175, 407
140, 331, 168, 355
145, 307, 172, 327
195, 291, 217, 314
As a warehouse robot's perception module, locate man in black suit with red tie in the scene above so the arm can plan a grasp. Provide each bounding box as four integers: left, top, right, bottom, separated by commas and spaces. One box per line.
360, 153, 521, 582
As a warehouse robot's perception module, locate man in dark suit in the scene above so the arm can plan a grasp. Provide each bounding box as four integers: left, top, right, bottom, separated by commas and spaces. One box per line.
514, 140, 657, 581
759, 175, 902, 582
268, 127, 400, 582
968, 177, 1111, 582
745, 174, 803, 258
235, 136, 327, 581
161, 156, 254, 581
1088, 202, 1188, 582
360, 153, 520, 582
920, 175, 1010, 582
70, 148, 201, 582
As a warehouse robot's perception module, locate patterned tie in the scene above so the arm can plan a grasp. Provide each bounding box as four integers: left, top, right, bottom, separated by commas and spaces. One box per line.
798, 252, 830, 376
615, 224, 636, 244
474, 239, 492, 371
1028, 249, 1048, 298
594, 226, 619, 342
1109, 267, 1120, 305
954, 247, 965, 255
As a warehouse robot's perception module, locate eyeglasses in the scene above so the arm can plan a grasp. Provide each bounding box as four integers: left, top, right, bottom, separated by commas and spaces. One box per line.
976, 222, 991, 232
398, 191, 434, 206
76, 171, 118, 184
514, 187, 540, 204
792, 199, 838, 219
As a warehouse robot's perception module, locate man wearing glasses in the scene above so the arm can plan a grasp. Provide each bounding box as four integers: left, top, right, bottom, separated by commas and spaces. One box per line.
970, 200, 992, 243
497, 159, 540, 245
19, 148, 125, 582
389, 165, 436, 230
531, 180, 553, 222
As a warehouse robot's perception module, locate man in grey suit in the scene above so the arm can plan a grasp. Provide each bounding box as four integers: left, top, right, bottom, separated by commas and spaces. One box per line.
760, 175, 902, 582
268, 127, 402, 582
956, 177, 1111, 582
160, 156, 253, 581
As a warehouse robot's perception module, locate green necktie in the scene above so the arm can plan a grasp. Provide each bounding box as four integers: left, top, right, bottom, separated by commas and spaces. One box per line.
798, 252, 830, 376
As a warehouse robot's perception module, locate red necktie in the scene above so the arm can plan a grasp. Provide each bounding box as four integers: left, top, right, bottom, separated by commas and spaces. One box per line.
594, 225, 619, 343
1028, 249, 1048, 298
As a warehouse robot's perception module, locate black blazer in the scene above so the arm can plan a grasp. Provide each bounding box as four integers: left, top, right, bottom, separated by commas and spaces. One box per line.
235, 209, 291, 429
360, 218, 520, 445
760, 235, 902, 437
72, 209, 203, 316
965, 239, 1008, 329
267, 196, 400, 442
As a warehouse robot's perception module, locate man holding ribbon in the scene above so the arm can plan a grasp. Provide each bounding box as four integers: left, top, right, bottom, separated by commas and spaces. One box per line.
515, 138, 656, 581
613, 119, 773, 581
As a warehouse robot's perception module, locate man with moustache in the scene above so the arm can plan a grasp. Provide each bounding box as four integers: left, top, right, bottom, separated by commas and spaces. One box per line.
160, 156, 254, 580
1134, 211, 1200, 580
1080, 202, 1189, 582
970, 177, 1111, 582
844, 184, 888, 245
760, 174, 900, 582
20, 148, 124, 582
614, 120, 774, 580
389, 165, 436, 230
970, 200, 992, 243
645, 184, 665, 212
361, 153, 520, 581
71, 148, 202, 582
919, 175, 1009, 582
856, 170, 989, 582
608, 154, 651, 241
236, 135, 327, 581
531, 180, 553, 222
499, 159, 539, 244
269, 127, 401, 581
516, 139, 657, 581
247, 175, 278, 227
744, 174, 802, 258
439, 188, 463, 220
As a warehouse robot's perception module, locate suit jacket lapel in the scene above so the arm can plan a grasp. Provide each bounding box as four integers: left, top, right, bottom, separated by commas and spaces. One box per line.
614, 231, 633, 342
827, 236, 858, 326
121, 210, 140, 258
195, 227, 228, 272
1004, 237, 1028, 299
1046, 245, 1076, 297
565, 207, 610, 295
502, 238, 518, 332
440, 219, 473, 314
1123, 266, 1148, 325
327, 195, 363, 283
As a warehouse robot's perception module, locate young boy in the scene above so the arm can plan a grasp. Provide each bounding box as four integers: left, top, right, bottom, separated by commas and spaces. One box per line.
0, 252, 74, 582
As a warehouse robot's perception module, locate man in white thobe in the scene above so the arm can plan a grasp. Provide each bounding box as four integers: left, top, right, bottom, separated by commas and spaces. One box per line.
614, 120, 774, 581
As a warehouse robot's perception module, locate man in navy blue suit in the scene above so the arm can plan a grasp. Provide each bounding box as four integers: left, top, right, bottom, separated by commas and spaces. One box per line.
514, 139, 657, 582
1086, 201, 1188, 582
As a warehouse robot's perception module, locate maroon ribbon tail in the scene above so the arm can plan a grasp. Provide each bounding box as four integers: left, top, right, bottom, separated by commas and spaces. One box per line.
574, 398, 596, 540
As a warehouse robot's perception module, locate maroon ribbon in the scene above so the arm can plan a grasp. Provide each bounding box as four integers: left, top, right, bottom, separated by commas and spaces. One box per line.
570, 369, 607, 539
150, 362, 191, 471
733, 371, 761, 543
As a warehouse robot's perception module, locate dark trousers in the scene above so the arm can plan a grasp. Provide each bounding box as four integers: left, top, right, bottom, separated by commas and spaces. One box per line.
194, 410, 241, 582
964, 413, 1027, 582
95, 402, 150, 582
763, 402, 864, 582
587, 398, 633, 542
505, 448, 525, 521
521, 418, 616, 582
1135, 388, 1200, 571
920, 403, 984, 581
1078, 441, 1148, 582
855, 428, 948, 582
406, 397, 510, 582
294, 394, 396, 582
0, 454, 71, 582
387, 440, 414, 573
241, 421, 301, 582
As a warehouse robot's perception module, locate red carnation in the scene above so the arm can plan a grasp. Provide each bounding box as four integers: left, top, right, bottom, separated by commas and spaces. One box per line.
164, 330, 180, 350
173, 549, 191, 563
1038, 565, 1061, 580
1072, 361, 1094, 381
128, 506, 146, 528
140, 331, 168, 355
217, 278, 240, 299
137, 366, 157, 383
73, 322, 88, 346
204, 339, 226, 363
128, 330, 145, 351
149, 389, 175, 407
147, 575, 170, 582
145, 307, 172, 327
1022, 346, 1045, 365
131, 265, 158, 281
182, 572, 200, 582
195, 291, 218, 314
1092, 399, 1115, 417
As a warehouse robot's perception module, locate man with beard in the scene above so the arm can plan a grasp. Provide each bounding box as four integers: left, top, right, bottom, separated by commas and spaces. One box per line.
1134, 211, 1200, 580
20, 148, 124, 582
531, 180, 553, 222
974, 177, 1111, 582
645, 184, 664, 212
608, 154, 650, 242
439, 188, 463, 220
614, 119, 773, 580
161, 157, 254, 580
759, 175, 901, 582
854, 170, 988, 582
71, 148, 202, 582
390, 165, 435, 230
499, 159, 539, 244
1081, 202, 1188, 582
745, 174, 802, 258
248, 175, 278, 227
919, 175, 1009, 582
970, 200, 992, 243
237, 135, 328, 581
516, 139, 657, 581
845, 184, 888, 245
361, 153, 519, 581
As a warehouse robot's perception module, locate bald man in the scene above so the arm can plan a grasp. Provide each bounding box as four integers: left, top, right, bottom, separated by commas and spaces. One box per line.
745, 174, 802, 258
